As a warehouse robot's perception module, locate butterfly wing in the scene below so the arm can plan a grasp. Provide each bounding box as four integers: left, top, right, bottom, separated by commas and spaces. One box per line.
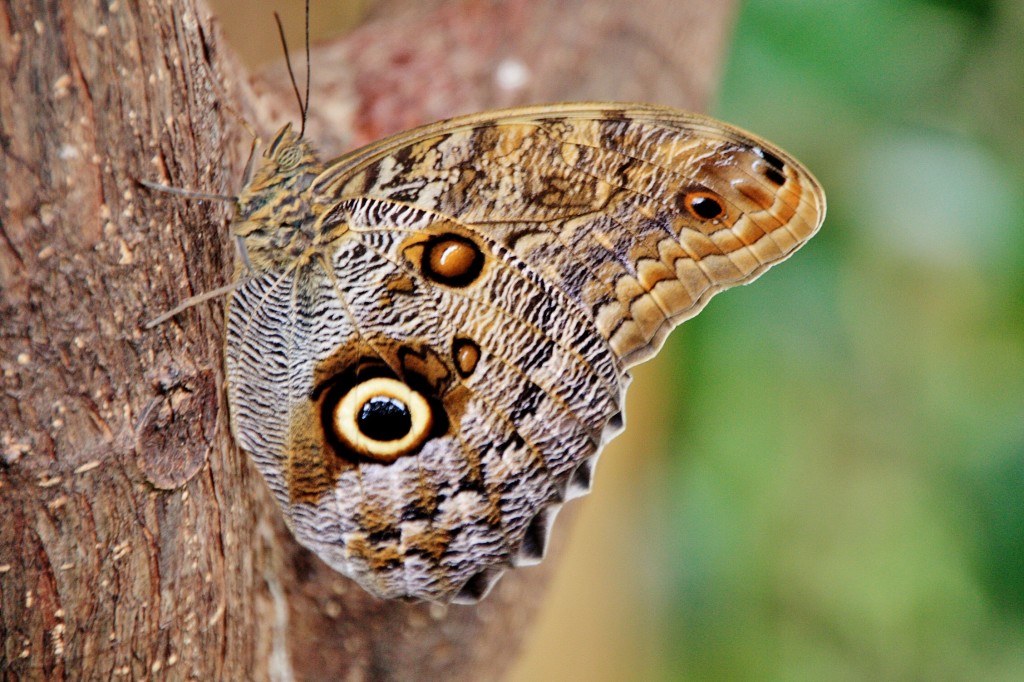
225, 104, 825, 603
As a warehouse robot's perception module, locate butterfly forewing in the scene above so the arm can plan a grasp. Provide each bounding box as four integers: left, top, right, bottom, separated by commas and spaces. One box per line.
225, 103, 825, 603
319, 105, 824, 364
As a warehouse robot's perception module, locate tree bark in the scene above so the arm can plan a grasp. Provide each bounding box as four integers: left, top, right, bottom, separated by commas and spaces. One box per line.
0, 0, 735, 679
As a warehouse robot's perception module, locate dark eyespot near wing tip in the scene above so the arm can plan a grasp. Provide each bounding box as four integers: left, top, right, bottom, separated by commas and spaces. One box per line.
452, 567, 504, 604
752, 146, 788, 186
753, 146, 786, 172
763, 166, 787, 186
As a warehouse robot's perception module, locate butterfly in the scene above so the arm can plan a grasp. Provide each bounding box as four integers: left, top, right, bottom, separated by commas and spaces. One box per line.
201, 102, 827, 603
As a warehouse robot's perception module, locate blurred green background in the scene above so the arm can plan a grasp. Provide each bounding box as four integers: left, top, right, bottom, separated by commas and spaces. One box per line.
670, 1, 1024, 679
211, 0, 1024, 678
516, 0, 1024, 680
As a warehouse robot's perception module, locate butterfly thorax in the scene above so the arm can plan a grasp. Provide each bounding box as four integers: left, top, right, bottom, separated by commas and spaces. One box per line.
232, 124, 330, 272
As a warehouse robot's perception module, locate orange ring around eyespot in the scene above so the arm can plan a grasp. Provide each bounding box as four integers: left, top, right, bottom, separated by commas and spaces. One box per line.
684, 191, 725, 221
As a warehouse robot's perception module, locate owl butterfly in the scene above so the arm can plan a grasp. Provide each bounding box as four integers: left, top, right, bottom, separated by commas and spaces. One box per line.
220, 103, 825, 603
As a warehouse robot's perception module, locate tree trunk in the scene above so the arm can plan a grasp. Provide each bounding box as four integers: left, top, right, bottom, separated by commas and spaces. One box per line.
0, 0, 734, 679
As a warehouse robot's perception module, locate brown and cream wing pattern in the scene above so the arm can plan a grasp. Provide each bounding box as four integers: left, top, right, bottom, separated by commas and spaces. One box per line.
224, 103, 825, 604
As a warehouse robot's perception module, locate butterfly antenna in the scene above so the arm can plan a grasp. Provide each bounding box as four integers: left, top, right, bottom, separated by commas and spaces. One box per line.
274, 10, 309, 138
302, 0, 311, 138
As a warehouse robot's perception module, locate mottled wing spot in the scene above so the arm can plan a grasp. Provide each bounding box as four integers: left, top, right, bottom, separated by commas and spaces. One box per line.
453, 337, 481, 378
284, 398, 354, 505
401, 227, 489, 288
424, 235, 485, 286
752, 146, 787, 186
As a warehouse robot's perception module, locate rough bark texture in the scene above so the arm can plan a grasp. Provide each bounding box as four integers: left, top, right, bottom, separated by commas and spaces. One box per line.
0, 0, 734, 679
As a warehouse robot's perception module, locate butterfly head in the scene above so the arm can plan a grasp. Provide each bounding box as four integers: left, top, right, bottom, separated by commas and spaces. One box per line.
254, 122, 319, 182
237, 123, 321, 204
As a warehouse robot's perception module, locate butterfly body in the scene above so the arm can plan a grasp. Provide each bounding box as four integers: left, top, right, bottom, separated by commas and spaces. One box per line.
223, 104, 825, 603
233, 126, 325, 270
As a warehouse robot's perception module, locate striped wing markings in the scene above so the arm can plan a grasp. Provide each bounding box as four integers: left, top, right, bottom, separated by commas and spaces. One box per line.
328, 189, 625, 400
337, 200, 620, 467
